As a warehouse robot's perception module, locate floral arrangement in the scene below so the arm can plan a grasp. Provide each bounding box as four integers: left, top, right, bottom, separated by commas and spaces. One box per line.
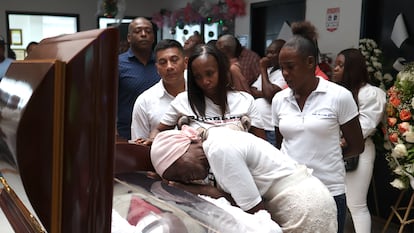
152, 0, 246, 28
358, 38, 394, 90
97, 0, 126, 19
385, 62, 414, 190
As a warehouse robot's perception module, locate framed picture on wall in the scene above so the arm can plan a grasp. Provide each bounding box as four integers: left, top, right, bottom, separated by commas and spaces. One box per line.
6, 11, 80, 50
10, 29, 22, 45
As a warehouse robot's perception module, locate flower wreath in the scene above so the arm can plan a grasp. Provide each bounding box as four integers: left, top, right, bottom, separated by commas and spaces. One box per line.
385, 62, 414, 190
358, 38, 394, 90
152, 0, 246, 29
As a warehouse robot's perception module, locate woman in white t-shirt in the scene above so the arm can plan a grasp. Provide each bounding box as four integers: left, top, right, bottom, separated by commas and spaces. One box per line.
250, 39, 287, 145
150, 126, 338, 233
331, 48, 386, 233
271, 24, 365, 233
143, 44, 265, 145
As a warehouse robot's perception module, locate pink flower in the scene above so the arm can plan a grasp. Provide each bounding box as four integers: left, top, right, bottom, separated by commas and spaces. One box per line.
390, 95, 401, 108
388, 117, 397, 127
389, 132, 399, 143
400, 109, 412, 121
398, 122, 411, 134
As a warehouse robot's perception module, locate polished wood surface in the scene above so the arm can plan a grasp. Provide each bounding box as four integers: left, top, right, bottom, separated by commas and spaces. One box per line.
115, 142, 154, 174
1, 28, 119, 233
0, 176, 45, 232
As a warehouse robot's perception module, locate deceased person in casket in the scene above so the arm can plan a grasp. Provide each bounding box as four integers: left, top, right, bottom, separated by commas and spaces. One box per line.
150, 126, 338, 233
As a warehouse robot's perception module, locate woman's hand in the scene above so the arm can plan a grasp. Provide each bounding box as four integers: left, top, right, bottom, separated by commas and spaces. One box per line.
130, 137, 153, 146
340, 137, 348, 148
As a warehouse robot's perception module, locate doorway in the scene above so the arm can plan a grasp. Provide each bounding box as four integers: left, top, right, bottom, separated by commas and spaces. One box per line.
250, 0, 305, 57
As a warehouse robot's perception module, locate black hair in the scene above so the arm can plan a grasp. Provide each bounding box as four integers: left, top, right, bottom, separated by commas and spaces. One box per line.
290, 21, 320, 64
336, 48, 370, 106
283, 35, 317, 67
154, 39, 184, 57
26, 41, 39, 51
187, 44, 231, 117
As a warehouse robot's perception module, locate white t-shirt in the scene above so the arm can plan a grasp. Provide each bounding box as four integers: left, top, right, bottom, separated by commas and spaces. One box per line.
203, 127, 298, 211
358, 84, 386, 139
131, 80, 184, 140
161, 90, 264, 130
251, 68, 286, 91
252, 69, 286, 130
271, 77, 358, 196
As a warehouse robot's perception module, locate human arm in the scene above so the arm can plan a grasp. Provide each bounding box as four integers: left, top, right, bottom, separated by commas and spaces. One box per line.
340, 116, 364, 158
357, 86, 386, 138
249, 86, 264, 98
249, 126, 266, 140
275, 127, 283, 149
260, 57, 282, 103
230, 63, 252, 94
136, 123, 174, 146
168, 181, 266, 214
168, 182, 236, 205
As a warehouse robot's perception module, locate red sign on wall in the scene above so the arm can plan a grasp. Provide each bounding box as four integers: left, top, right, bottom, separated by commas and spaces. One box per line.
326, 7, 340, 32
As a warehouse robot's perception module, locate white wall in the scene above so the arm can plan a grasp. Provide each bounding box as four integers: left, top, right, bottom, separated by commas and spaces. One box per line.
234, 0, 362, 60
0, 0, 168, 41
1, 0, 362, 59
306, 0, 363, 60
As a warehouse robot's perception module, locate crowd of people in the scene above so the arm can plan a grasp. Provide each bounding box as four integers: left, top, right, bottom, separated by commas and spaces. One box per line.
0, 37, 39, 81
0, 15, 386, 233
116, 17, 387, 233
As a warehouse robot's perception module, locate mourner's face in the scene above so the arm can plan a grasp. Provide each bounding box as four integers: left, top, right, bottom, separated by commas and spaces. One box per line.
156, 47, 187, 84
163, 141, 209, 183
191, 54, 219, 98
332, 54, 345, 83
279, 47, 314, 91
265, 42, 283, 67
184, 35, 202, 53
128, 18, 154, 51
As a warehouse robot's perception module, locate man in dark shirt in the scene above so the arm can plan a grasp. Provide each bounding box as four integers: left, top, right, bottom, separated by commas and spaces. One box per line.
118, 17, 161, 140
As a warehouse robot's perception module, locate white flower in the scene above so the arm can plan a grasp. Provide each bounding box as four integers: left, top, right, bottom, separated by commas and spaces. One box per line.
394, 166, 404, 175
359, 38, 387, 89
392, 144, 408, 158
397, 69, 414, 82
411, 97, 414, 109
374, 71, 383, 80
361, 51, 368, 57
390, 178, 407, 190
403, 131, 414, 143
367, 66, 374, 73
373, 61, 382, 69
383, 73, 393, 82
374, 48, 382, 55
406, 164, 414, 174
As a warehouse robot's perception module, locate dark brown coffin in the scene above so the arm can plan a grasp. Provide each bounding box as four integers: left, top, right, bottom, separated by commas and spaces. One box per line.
0, 27, 119, 233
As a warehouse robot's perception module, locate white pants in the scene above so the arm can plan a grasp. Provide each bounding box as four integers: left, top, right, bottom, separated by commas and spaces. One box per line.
345, 138, 375, 233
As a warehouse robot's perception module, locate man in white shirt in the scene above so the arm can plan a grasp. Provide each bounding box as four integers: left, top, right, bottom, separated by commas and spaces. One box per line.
131, 39, 187, 140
